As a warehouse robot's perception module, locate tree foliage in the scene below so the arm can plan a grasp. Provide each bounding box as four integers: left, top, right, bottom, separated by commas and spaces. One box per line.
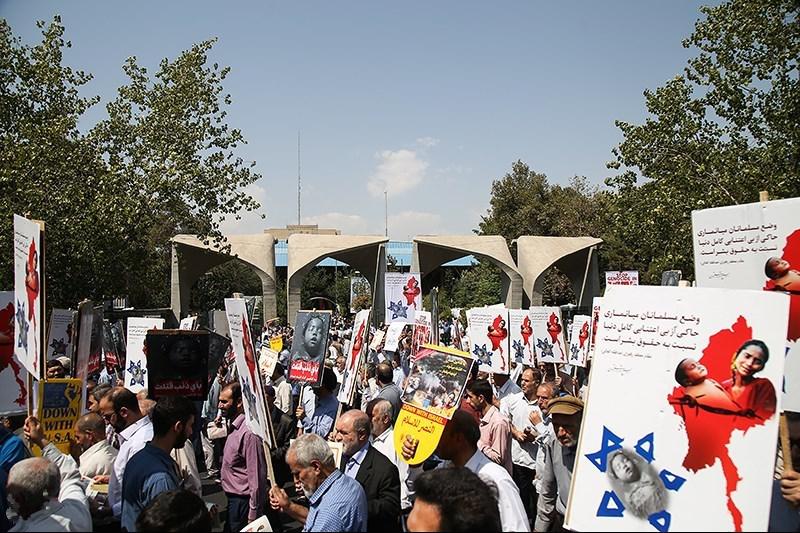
606, 0, 800, 282
1, 17, 262, 308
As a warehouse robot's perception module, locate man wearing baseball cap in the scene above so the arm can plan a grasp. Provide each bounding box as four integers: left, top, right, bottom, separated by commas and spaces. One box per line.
534, 395, 583, 532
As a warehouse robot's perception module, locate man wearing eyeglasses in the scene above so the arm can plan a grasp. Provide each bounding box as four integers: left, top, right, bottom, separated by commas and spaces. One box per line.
99, 387, 154, 520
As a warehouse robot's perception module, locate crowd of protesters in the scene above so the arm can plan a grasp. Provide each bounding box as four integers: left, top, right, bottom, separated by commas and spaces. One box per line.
0, 310, 798, 533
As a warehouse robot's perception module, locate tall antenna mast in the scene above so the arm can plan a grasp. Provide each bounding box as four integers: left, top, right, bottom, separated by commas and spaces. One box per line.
297, 130, 301, 225
384, 190, 388, 237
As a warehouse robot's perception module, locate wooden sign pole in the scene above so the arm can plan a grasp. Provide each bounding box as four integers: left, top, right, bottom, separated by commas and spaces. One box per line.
781, 413, 793, 472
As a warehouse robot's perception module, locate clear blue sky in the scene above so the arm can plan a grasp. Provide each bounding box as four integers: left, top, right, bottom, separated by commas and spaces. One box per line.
2, 1, 715, 240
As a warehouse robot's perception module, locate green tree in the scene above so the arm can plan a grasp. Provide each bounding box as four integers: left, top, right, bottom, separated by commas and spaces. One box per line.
607, 0, 800, 282
190, 260, 262, 312
1, 17, 263, 309
476, 161, 607, 303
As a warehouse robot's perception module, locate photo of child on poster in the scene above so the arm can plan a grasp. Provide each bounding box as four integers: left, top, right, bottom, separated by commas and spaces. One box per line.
401, 346, 474, 419
288, 310, 331, 386
145, 331, 209, 400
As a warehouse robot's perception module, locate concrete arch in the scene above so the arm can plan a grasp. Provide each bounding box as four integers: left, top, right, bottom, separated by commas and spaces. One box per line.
287, 234, 388, 326
515, 236, 602, 307
411, 235, 523, 309
170, 233, 277, 321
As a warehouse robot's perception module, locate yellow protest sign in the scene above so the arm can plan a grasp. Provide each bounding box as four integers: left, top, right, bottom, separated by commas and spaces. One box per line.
393, 344, 475, 465
269, 336, 283, 353
394, 404, 445, 466
37, 378, 82, 455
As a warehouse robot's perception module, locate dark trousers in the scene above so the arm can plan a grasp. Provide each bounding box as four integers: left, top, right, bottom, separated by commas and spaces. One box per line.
512, 463, 536, 524
224, 493, 250, 533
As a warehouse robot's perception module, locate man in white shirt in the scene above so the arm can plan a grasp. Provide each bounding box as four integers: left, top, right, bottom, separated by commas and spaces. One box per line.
72, 412, 118, 479
500, 367, 542, 524
269, 363, 294, 415
367, 399, 412, 512
403, 410, 530, 532
530, 382, 557, 494
11, 417, 92, 532
98, 387, 154, 518
493, 372, 522, 403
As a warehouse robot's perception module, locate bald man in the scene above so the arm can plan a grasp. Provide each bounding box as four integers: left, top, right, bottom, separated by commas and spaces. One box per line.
73, 412, 118, 479
335, 409, 401, 532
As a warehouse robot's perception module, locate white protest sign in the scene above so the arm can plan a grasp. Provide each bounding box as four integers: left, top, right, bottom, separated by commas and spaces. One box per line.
508, 309, 535, 367
530, 306, 568, 364
692, 197, 800, 411
466, 307, 510, 374
566, 285, 788, 532
384, 272, 421, 324
568, 315, 592, 367
13, 215, 43, 379
605, 270, 640, 286
124, 317, 164, 394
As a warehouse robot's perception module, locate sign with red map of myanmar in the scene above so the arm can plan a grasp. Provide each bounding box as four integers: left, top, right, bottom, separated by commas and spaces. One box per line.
692, 197, 800, 412
565, 285, 789, 532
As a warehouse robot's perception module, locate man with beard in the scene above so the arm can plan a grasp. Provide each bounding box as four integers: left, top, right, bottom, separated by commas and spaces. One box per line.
100, 387, 154, 519
120, 396, 196, 532
269, 433, 367, 532
534, 395, 583, 532
219, 382, 267, 532
73, 412, 118, 479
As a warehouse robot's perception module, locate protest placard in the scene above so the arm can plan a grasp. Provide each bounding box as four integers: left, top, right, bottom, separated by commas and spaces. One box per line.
225, 298, 271, 444
179, 316, 197, 330
565, 285, 789, 532
123, 317, 164, 394
589, 297, 603, 360
661, 270, 682, 286
411, 311, 432, 363
102, 320, 125, 374
692, 197, 800, 411
0, 292, 28, 415
287, 310, 332, 387
385, 272, 422, 324
74, 301, 94, 383
37, 378, 82, 455
338, 309, 370, 404
509, 309, 535, 367
46, 309, 74, 362
529, 306, 568, 364
259, 346, 280, 383
13, 215, 44, 379
145, 330, 209, 401
394, 344, 474, 465
567, 315, 592, 367
269, 336, 283, 353
350, 276, 370, 313
466, 307, 510, 374
369, 329, 385, 352
383, 322, 406, 353
605, 270, 640, 286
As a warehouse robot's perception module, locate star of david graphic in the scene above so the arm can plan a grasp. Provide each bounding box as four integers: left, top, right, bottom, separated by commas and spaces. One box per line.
586, 426, 685, 532
388, 300, 408, 320
472, 344, 491, 366
512, 339, 525, 361
15, 301, 28, 350
570, 343, 580, 361
127, 360, 147, 386
535, 338, 554, 360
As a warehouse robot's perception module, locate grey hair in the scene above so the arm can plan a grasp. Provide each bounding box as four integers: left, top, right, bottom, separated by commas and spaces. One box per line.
290, 433, 335, 469
8, 458, 60, 510
374, 399, 394, 421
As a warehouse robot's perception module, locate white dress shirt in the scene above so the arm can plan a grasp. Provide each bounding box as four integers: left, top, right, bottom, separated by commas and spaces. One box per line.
11, 443, 92, 532
78, 440, 118, 479
109, 416, 154, 517
371, 427, 412, 510
500, 392, 541, 470
465, 450, 531, 532
272, 375, 294, 415
406, 449, 530, 532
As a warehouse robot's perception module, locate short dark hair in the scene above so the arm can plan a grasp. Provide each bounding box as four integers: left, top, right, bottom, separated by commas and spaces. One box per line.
376, 363, 393, 385
92, 384, 112, 404
105, 387, 141, 415
447, 409, 481, 447
320, 366, 337, 392
222, 381, 242, 404
413, 467, 501, 532
136, 490, 211, 532
466, 379, 494, 405
152, 397, 196, 437
765, 257, 783, 279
